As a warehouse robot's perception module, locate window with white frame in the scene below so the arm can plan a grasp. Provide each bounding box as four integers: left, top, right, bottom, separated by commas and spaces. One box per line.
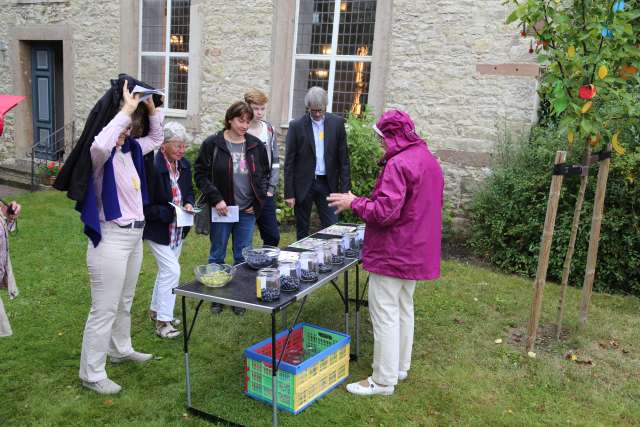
289, 0, 376, 119
139, 0, 190, 113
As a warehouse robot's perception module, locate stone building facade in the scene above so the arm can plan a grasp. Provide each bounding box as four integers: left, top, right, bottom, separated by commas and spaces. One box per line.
0, 0, 539, 221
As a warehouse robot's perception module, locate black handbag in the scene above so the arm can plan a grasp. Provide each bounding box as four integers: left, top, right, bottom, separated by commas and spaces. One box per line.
193, 145, 218, 235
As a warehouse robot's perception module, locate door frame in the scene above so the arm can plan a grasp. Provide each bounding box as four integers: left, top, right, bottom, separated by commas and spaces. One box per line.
8, 24, 74, 160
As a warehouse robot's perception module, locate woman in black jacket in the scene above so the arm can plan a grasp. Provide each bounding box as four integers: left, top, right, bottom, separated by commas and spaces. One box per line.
143, 122, 195, 338
194, 101, 269, 315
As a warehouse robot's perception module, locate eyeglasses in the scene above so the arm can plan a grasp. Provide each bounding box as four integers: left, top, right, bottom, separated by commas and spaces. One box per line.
308, 108, 326, 114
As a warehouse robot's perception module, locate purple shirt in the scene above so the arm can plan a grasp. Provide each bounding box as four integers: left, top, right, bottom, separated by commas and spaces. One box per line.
90, 110, 164, 225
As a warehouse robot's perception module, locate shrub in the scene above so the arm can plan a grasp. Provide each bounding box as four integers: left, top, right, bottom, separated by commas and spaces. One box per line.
341, 109, 384, 222
469, 121, 640, 295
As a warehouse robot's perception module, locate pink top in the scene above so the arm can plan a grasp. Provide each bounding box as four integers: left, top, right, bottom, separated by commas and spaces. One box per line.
90, 110, 164, 225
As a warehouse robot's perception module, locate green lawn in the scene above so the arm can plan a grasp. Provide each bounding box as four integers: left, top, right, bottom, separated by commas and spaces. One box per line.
0, 190, 639, 426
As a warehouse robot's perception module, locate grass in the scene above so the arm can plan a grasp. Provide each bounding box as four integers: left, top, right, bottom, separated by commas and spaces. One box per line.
0, 189, 639, 426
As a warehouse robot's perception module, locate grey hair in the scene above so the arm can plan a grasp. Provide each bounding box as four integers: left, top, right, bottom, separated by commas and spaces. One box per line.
163, 121, 188, 143
304, 86, 328, 109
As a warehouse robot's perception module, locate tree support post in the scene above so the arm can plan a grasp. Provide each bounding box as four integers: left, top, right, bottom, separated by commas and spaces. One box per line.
527, 151, 567, 353
578, 144, 612, 329
555, 146, 592, 340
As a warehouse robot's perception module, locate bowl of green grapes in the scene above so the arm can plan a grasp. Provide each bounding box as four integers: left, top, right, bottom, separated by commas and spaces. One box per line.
194, 263, 236, 288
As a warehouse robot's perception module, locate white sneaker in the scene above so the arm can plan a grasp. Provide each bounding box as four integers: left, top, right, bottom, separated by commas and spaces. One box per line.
398, 370, 408, 381
346, 377, 394, 396
110, 351, 153, 364
82, 378, 122, 395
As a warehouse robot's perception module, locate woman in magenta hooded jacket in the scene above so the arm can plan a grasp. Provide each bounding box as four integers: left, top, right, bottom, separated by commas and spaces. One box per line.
328, 110, 444, 396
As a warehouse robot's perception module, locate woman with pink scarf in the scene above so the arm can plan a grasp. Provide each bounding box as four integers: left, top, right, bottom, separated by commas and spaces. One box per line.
328, 110, 444, 396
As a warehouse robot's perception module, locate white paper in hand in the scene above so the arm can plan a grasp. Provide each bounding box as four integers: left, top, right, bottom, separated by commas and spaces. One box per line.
170, 203, 194, 227
211, 205, 239, 223
132, 85, 165, 101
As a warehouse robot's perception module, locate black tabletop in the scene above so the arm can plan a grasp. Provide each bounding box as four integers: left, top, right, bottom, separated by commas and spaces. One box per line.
175, 258, 360, 313
175, 224, 362, 313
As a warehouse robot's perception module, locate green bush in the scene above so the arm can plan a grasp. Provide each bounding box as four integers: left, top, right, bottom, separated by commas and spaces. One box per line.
469, 122, 640, 296
341, 109, 384, 222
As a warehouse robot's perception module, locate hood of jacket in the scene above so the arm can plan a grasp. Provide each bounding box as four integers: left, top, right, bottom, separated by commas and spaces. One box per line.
374, 110, 426, 161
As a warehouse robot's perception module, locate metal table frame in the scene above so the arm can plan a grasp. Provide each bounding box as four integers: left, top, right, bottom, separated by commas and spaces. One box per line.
175, 255, 365, 427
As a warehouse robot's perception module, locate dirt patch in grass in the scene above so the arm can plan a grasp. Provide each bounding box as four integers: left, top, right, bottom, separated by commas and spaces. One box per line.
506, 324, 571, 352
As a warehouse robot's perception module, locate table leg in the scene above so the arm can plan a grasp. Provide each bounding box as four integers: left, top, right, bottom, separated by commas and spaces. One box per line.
355, 264, 360, 360
343, 270, 350, 338
181, 296, 192, 407
271, 311, 278, 427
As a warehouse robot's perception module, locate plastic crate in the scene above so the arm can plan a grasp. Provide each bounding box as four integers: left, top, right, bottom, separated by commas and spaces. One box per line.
244, 322, 350, 414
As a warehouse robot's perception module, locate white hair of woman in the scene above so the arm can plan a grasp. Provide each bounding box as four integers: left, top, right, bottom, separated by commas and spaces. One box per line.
163, 121, 188, 143
304, 86, 328, 109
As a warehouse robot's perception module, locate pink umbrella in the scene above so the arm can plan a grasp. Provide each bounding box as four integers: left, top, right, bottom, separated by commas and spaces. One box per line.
0, 95, 26, 137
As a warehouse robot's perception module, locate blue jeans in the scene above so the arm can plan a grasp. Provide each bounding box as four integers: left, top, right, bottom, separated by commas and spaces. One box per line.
256, 195, 280, 246
208, 211, 256, 265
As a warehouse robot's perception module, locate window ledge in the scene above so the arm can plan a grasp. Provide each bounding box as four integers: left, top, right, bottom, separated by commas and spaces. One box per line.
164, 109, 188, 118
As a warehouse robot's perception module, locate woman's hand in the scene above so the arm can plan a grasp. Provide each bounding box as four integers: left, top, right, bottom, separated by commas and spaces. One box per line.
121, 80, 141, 116
327, 192, 357, 214
285, 198, 295, 208
2, 201, 21, 222
143, 96, 156, 116
244, 206, 254, 214
215, 200, 229, 216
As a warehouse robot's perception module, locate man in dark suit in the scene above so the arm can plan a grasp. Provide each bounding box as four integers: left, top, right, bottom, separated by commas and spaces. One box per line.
284, 86, 351, 240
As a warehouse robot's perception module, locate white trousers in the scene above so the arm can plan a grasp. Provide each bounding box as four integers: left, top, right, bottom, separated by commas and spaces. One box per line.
368, 272, 416, 386
148, 240, 182, 322
79, 223, 143, 382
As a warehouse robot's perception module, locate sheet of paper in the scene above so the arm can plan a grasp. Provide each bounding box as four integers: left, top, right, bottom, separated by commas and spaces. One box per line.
211, 205, 239, 223
132, 85, 165, 101
278, 251, 301, 262
170, 202, 194, 227
320, 224, 356, 236
288, 237, 325, 249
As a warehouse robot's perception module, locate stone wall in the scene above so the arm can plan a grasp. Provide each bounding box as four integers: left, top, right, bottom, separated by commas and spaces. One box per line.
385, 0, 539, 222
195, 0, 274, 140
0, 0, 541, 226
0, 0, 120, 162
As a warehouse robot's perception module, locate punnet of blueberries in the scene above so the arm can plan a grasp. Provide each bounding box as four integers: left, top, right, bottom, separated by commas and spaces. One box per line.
300, 270, 319, 282
344, 248, 360, 258
331, 255, 345, 265
280, 275, 300, 292
318, 263, 333, 273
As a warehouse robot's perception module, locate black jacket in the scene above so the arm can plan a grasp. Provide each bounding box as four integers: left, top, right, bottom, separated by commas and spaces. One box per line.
194, 131, 269, 217
284, 112, 351, 200
54, 74, 163, 202
142, 151, 195, 245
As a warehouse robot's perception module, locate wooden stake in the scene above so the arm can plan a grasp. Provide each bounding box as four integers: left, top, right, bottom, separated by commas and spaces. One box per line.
555, 146, 592, 340
579, 144, 612, 329
526, 151, 567, 352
